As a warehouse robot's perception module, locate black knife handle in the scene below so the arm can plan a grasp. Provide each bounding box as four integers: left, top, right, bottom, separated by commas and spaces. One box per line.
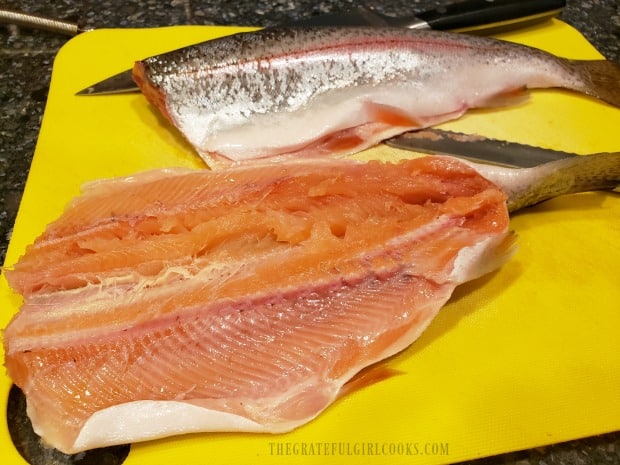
409, 0, 566, 32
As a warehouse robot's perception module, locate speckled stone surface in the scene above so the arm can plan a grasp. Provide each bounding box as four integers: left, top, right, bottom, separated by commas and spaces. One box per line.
0, 1, 618, 464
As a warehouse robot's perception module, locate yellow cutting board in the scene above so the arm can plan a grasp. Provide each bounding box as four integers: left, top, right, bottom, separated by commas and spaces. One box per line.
1, 19, 619, 465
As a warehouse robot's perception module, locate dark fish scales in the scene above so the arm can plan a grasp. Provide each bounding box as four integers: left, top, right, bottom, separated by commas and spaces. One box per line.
472, 151, 620, 212
132, 27, 620, 167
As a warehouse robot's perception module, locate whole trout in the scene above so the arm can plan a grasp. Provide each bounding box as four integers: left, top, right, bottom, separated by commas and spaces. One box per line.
133, 27, 620, 167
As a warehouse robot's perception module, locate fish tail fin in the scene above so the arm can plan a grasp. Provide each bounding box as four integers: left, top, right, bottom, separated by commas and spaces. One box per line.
570, 59, 620, 108
559, 152, 620, 193
507, 152, 620, 212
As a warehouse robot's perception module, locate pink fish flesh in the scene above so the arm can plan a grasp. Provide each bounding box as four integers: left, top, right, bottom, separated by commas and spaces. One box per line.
3, 156, 515, 453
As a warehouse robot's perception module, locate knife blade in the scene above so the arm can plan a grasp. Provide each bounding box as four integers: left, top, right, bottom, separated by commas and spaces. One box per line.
76, 0, 565, 95
385, 129, 581, 168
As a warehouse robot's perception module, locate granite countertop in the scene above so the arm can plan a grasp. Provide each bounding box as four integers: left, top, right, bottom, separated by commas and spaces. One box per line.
1, 1, 618, 464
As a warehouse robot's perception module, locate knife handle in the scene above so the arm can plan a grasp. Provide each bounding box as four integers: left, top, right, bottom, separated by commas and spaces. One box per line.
408, 0, 566, 33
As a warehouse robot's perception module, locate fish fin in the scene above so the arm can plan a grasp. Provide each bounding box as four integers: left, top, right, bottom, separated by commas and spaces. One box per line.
505, 152, 620, 212
337, 364, 404, 401
314, 130, 366, 154
569, 59, 620, 108
480, 86, 529, 108
364, 102, 423, 128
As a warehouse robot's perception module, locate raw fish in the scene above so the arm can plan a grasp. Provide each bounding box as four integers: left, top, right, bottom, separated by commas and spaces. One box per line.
133, 27, 620, 167
3, 153, 619, 453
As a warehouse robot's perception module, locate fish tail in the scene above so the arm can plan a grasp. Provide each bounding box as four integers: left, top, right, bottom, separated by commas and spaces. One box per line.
507, 152, 620, 212
570, 59, 620, 108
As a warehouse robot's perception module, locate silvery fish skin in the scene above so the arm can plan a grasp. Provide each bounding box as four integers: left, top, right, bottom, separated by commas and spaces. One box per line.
133, 27, 620, 167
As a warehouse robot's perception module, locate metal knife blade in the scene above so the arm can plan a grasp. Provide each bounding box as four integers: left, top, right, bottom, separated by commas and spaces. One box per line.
385, 129, 580, 168
76, 0, 565, 95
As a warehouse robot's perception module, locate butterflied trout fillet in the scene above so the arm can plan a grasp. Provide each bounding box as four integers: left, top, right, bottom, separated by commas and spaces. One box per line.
3, 157, 515, 453
133, 27, 620, 167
